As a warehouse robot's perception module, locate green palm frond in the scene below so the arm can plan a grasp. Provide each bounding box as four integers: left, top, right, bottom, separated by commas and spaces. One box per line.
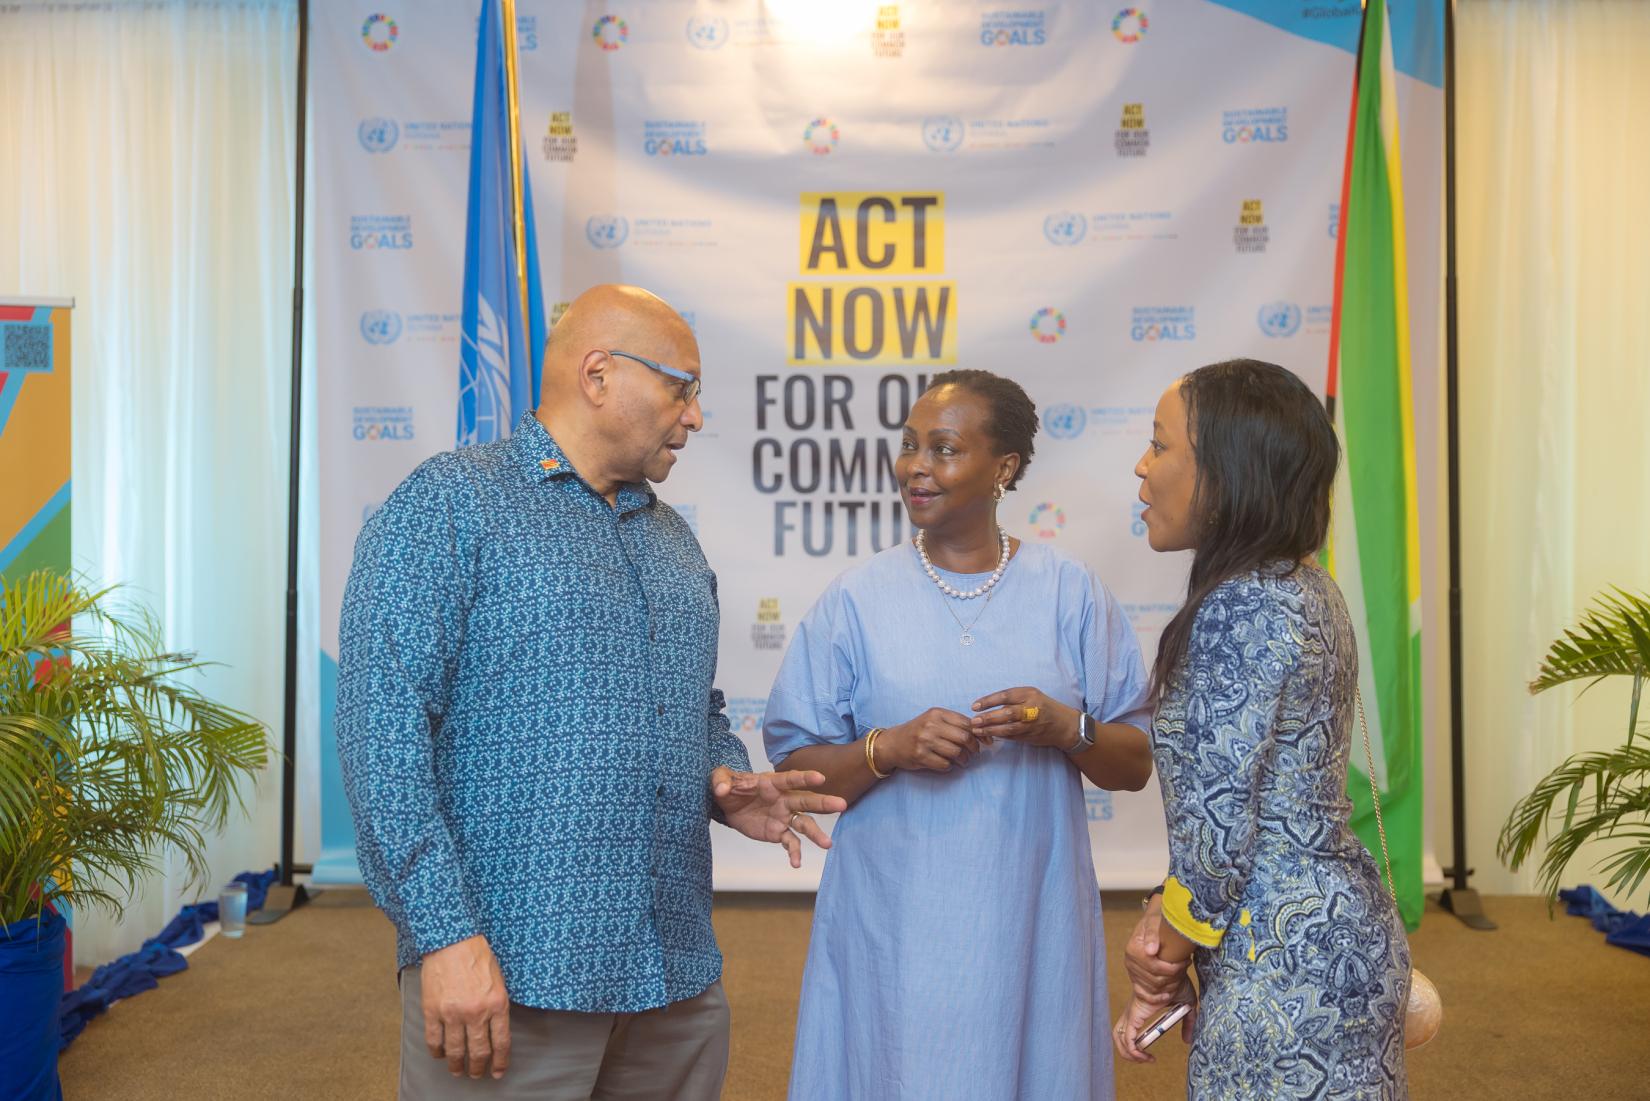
0, 713, 76, 831
0, 569, 270, 925
1503, 587, 1650, 906
1595, 843, 1650, 901
1530, 588, 1650, 694
1497, 744, 1650, 898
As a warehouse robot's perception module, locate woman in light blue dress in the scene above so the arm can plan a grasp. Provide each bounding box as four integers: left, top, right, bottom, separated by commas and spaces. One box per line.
1116, 360, 1409, 1099
765, 371, 1154, 1100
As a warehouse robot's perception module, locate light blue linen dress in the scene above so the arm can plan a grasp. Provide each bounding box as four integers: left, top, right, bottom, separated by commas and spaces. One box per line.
764, 541, 1152, 1101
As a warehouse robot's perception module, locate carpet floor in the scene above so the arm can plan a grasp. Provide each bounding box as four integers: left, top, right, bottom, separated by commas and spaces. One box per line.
56, 890, 1649, 1099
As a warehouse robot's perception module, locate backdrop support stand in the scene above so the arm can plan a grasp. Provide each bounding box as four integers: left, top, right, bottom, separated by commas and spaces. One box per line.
259, 0, 315, 926
1433, 0, 1494, 932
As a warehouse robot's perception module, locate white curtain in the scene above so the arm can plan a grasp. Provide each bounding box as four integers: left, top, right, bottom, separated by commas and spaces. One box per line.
0, 0, 300, 964
4, 0, 1647, 965
1454, 0, 1650, 904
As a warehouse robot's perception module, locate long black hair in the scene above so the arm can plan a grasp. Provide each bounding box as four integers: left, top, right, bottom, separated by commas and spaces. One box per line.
1151, 359, 1340, 695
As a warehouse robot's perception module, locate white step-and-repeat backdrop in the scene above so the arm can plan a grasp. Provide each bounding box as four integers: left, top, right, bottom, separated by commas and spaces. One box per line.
310, 1, 1444, 889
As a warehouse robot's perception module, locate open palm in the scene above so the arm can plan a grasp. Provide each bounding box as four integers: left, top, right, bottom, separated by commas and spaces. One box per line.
710, 767, 847, 867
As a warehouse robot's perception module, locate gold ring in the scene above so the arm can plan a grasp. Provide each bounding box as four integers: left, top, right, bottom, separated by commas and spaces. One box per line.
1023, 705, 1040, 722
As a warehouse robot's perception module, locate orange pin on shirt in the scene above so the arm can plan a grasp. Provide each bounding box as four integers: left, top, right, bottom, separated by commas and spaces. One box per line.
541, 459, 561, 471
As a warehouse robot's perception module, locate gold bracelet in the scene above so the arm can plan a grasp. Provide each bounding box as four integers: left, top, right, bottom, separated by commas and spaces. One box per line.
864, 727, 890, 779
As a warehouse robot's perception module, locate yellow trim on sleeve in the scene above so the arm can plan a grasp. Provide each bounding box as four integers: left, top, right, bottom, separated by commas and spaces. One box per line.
1161, 875, 1225, 948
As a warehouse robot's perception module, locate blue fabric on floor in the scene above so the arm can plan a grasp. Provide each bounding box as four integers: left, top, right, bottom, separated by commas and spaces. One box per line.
1558, 884, 1650, 957
142, 867, 276, 952
57, 866, 280, 1050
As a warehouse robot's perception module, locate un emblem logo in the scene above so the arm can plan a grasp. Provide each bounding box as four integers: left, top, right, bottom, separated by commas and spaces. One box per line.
1257, 301, 1302, 338
586, 215, 629, 249
358, 117, 399, 153
1043, 212, 1087, 246
686, 15, 728, 49
359, 310, 402, 345
1044, 403, 1087, 440
922, 116, 964, 153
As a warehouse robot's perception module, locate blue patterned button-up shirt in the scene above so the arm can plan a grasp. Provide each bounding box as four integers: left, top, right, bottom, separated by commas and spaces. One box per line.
336, 413, 750, 1013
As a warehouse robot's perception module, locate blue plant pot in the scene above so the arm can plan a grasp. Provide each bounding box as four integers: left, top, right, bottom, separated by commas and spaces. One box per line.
0, 907, 65, 1101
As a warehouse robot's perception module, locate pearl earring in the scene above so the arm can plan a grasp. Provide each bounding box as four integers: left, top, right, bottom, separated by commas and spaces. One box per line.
993, 483, 1006, 502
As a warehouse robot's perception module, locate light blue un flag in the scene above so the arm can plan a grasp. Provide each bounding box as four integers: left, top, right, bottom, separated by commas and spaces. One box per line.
457, 0, 546, 446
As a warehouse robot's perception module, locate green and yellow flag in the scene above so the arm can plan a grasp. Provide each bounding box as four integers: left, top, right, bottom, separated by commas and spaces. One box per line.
1326, 0, 1424, 931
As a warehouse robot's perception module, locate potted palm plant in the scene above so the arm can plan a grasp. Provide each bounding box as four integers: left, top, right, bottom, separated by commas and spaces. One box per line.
0, 570, 269, 1101
1499, 589, 1650, 904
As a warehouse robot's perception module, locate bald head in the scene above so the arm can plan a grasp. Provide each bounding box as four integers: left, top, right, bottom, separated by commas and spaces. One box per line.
543, 284, 695, 395
534, 284, 703, 499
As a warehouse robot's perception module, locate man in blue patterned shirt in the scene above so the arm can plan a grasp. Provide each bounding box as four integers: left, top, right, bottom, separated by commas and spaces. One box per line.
337, 285, 845, 1099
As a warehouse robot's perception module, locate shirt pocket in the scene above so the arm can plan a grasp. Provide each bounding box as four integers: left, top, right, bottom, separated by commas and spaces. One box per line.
645, 566, 716, 669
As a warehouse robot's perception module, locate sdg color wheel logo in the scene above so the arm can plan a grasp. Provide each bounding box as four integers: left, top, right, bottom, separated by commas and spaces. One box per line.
1258, 301, 1302, 337
922, 116, 964, 153
592, 14, 628, 50
1028, 502, 1067, 541
585, 215, 629, 249
1112, 8, 1148, 44
362, 13, 398, 52
358, 117, 399, 153
1029, 307, 1067, 344
1043, 212, 1087, 246
803, 118, 840, 156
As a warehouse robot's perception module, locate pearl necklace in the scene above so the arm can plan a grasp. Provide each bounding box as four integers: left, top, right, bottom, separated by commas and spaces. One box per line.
914, 527, 1011, 600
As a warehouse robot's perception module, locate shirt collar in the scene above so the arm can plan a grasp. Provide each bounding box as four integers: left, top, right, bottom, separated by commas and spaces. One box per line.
510, 412, 657, 515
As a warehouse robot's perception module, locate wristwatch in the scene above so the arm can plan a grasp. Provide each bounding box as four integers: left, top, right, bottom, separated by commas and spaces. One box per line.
1063, 710, 1096, 756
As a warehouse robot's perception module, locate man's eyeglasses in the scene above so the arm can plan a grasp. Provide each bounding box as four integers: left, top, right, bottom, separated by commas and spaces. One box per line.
606, 350, 702, 405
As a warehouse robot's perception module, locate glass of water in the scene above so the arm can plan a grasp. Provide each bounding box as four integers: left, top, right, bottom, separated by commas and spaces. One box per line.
218, 883, 248, 938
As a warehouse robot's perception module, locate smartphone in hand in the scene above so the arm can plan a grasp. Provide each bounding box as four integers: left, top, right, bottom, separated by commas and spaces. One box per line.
1137, 1002, 1191, 1049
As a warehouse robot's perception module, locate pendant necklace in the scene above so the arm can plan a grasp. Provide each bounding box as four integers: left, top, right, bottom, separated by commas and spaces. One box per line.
914, 527, 1012, 645
943, 586, 997, 646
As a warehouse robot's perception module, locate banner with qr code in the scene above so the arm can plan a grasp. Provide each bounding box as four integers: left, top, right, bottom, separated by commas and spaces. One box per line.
309, 2, 1445, 890
0, 300, 72, 588
1, 296, 74, 986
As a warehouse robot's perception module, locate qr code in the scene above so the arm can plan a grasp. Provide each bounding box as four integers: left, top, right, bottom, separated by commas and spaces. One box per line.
1, 323, 52, 373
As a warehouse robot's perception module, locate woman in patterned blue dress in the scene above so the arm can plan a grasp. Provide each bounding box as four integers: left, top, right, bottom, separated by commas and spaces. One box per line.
1114, 360, 1410, 1099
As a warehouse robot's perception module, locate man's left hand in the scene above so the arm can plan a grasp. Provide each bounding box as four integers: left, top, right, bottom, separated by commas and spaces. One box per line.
710, 767, 848, 868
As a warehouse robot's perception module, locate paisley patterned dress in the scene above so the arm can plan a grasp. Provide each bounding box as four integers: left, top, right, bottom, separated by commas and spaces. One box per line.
1152, 563, 1409, 1100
